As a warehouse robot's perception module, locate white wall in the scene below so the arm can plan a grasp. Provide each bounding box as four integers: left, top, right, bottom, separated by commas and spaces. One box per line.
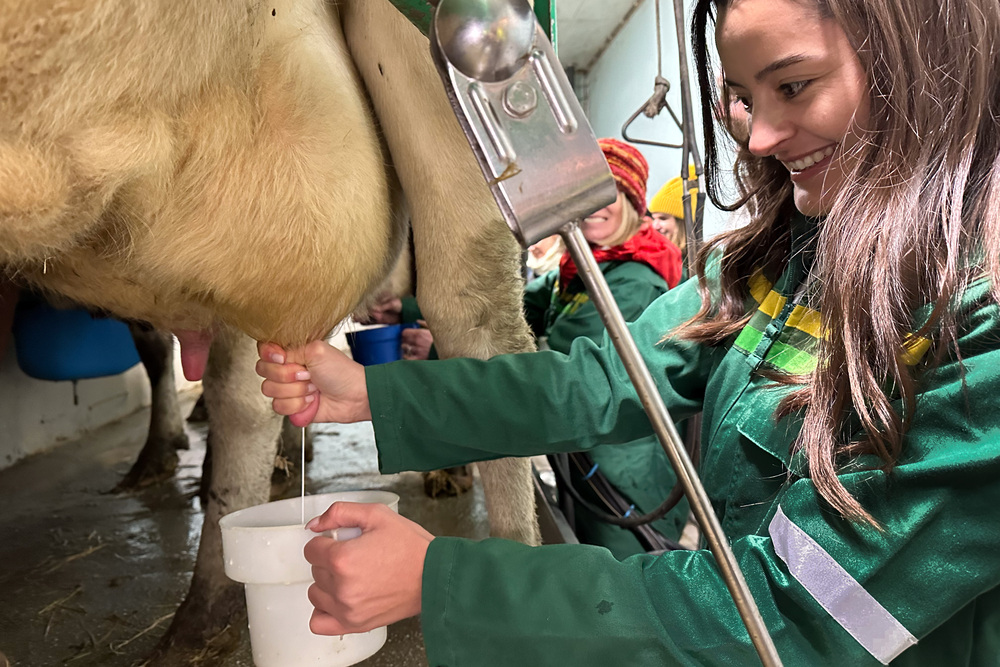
580, 0, 736, 239
0, 337, 199, 470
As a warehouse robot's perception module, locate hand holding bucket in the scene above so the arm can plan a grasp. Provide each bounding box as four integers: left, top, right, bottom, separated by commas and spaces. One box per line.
220, 491, 404, 667
303, 498, 433, 637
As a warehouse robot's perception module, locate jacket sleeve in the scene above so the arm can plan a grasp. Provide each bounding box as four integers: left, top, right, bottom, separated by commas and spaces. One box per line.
399, 296, 423, 325
545, 262, 668, 354
522, 270, 556, 340
366, 274, 714, 474
418, 291, 1000, 666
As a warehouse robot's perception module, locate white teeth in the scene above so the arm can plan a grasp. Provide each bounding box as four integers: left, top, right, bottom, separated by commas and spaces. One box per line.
784, 145, 835, 172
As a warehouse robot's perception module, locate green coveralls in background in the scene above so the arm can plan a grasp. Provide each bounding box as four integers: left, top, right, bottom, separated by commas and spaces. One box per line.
523, 261, 688, 555
367, 213, 1000, 665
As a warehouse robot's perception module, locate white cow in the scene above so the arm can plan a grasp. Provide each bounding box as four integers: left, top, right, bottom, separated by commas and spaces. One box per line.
0, 0, 540, 661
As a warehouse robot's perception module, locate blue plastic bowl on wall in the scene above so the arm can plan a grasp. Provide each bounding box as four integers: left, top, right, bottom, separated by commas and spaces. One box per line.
346, 324, 408, 366
12, 300, 141, 381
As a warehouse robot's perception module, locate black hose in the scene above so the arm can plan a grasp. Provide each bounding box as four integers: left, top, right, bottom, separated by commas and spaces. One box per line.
548, 445, 695, 547
575, 453, 686, 553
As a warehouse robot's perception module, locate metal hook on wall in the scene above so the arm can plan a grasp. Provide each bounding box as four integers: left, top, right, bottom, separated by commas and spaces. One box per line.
620, 75, 685, 149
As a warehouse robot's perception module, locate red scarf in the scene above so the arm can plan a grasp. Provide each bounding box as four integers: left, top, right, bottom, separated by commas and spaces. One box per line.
558, 223, 683, 292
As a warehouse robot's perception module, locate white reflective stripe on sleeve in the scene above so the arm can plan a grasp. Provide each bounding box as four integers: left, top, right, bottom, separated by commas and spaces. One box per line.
769, 506, 918, 664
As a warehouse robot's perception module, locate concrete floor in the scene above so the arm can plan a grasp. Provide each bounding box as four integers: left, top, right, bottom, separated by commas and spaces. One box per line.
0, 390, 492, 667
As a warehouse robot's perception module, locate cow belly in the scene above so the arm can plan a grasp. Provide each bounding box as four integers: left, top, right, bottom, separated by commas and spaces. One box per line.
2, 0, 405, 347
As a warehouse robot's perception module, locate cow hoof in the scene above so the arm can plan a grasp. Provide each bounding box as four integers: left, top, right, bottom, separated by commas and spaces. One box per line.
145, 598, 244, 667
424, 466, 474, 498
112, 446, 180, 493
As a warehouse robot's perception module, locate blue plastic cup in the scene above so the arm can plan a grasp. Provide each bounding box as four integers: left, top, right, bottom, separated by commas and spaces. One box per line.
346, 325, 403, 365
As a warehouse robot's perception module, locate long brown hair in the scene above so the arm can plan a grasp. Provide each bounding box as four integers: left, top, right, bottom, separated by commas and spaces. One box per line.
687, 0, 1000, 524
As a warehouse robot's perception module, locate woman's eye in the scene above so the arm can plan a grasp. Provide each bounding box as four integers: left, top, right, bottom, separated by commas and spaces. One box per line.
780, 80, 810, 98
736, 96, 752, 112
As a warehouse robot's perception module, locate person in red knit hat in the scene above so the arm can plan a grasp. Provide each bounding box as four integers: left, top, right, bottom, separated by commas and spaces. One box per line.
560, 138, 683, 310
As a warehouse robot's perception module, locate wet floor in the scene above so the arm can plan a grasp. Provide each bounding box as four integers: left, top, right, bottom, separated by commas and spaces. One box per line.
0, 389, 491, 667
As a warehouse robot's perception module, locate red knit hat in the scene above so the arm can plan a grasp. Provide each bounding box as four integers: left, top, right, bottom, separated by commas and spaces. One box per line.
598, 138, 649, 215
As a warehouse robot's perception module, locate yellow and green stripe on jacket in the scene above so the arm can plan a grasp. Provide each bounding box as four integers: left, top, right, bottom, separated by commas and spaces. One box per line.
733, 273, 932, 375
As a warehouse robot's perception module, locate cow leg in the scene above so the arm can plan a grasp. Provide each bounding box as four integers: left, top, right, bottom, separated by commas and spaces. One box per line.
199, 417, 313, 505
149, 327, 281, 664
114, 326, 190, 491
365, 245, 469, 499
340, 0, 541, 546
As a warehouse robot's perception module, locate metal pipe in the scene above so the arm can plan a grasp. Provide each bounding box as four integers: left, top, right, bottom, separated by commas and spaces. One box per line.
671, 0, 704, 264
561, 221, 782, 667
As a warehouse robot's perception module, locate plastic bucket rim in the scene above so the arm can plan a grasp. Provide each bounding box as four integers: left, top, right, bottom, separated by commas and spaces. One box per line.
219, 490, 401, 531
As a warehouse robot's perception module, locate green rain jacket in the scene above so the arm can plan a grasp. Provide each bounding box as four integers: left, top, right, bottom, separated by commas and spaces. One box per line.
365, 216, 1000, 665
524, 261, 688, 553
523, 261, 667, 354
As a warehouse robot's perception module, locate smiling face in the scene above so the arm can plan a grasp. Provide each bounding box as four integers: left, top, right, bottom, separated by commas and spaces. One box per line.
650, 212, 679, 240
582, 192, 625, 245
717, 0, 869, 217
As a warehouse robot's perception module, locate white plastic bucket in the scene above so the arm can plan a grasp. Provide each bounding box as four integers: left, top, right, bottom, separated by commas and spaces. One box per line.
219, 490, 400, 667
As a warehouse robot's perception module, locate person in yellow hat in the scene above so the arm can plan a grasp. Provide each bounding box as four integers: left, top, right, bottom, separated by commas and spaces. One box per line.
646, 166, 697, 255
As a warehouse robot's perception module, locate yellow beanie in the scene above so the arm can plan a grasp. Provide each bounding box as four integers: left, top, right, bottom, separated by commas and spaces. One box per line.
649, 165, 698, 220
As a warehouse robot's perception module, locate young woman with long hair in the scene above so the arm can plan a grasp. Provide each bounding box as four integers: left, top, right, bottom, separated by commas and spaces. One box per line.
255, 0, 1000, 662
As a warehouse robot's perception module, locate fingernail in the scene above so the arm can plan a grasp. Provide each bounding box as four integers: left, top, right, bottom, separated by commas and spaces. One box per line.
295, 370, 311, 381
333, 527, 363, 541
304, 394, 315, 404
307, 383, 317, 393
271, 353, 285, 364
305, 517, 320, 531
